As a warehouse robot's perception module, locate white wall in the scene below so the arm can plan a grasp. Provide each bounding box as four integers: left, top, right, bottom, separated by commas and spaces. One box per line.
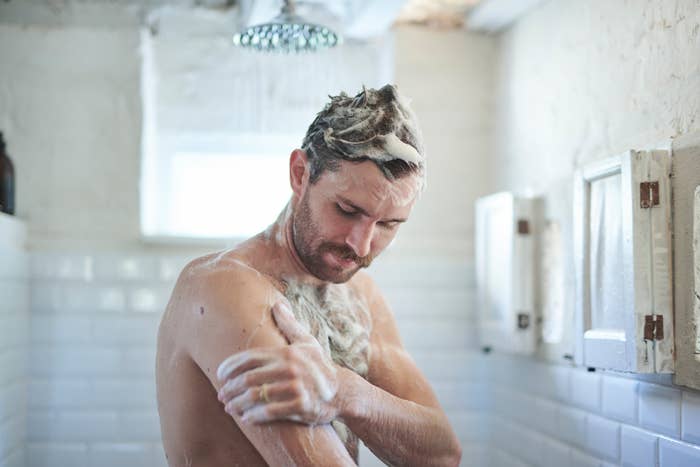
394, 26, 497, 259
481, 0, 700, 466
480, 353, 700, 467
0, 23, 143, 251
25, 252, 183, 467
0, 215, 29, 467
493, 0, 700, 193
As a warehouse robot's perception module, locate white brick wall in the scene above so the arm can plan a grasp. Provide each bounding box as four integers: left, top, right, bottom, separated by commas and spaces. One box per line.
479, 352, 700, 467
12, 251, 700, 467
20, 252, 478, 467
22, 253, 193, 467
0, 215, 29, 467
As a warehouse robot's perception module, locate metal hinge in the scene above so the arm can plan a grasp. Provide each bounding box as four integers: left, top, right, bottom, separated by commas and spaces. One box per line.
517, 219, 530, 235
517, 312, 530, 330
640, 181, 660, 208
644, 315, 664, 341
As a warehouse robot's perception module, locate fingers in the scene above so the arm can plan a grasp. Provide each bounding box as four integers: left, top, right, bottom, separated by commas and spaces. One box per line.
241, 400, 307, 424
272, 302, 314, 344
224, 381, 301, 417
216, 349, 273, 383
218, 363, 292, 404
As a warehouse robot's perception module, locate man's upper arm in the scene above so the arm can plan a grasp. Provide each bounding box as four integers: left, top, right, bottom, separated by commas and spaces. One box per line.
180, 265, 355, 466
363, 275, 442, 409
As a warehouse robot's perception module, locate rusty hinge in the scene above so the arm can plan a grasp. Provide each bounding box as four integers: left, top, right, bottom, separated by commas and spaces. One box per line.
644, 314, 664, 341
517, 219, 530, 235
517, 312, 530, 330
640, 181, 660, 208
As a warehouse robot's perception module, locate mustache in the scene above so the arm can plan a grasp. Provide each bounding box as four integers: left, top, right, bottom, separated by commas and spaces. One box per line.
320, 243, 374, 268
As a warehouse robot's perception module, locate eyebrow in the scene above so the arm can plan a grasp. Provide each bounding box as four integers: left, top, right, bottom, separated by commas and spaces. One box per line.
337, 196, 407, 223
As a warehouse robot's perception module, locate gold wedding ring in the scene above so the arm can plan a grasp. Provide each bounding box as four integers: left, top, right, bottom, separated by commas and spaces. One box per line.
259, 383, 270, 403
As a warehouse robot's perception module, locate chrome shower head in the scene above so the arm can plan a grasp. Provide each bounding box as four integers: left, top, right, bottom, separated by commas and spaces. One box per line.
233, 0, 342, 53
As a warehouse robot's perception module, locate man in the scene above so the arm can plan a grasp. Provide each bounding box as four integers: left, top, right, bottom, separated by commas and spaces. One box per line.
156, 84, 462, 466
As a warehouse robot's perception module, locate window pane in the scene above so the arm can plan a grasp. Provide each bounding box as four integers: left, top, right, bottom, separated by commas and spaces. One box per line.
168, 152, 291, 238
484, 201, 513, 321
588, 172, 625, 331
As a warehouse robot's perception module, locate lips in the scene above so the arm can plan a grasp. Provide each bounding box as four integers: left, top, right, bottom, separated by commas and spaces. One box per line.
325, 251, 356, 269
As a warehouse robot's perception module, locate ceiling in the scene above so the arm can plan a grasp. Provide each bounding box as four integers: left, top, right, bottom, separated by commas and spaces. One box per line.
396, 0, 481, 28
0, 0, 546, 34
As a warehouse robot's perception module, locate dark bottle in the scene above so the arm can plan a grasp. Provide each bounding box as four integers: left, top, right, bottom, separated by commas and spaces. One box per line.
0, 132, 15, 215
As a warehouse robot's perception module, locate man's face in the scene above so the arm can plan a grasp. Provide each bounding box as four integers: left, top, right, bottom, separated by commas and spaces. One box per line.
292, 159, 420, 283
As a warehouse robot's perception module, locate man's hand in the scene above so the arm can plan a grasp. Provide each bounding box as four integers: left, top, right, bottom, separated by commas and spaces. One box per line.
217, 302, 340, 425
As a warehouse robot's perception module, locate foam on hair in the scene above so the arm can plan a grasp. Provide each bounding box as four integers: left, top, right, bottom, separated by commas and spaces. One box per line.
302, 84, 426, 180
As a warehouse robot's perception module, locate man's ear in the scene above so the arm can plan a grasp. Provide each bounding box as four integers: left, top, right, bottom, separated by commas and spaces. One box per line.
289, 149, 309, 197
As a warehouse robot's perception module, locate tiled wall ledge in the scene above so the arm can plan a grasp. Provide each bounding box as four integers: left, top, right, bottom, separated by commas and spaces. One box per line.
0, 213, 28, 467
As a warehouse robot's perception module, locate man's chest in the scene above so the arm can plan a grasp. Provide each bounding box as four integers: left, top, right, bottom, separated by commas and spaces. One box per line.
283, 281, 372, 377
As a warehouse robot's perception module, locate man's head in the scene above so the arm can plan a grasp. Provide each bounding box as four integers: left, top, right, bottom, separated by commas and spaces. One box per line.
289, 84, 426, 283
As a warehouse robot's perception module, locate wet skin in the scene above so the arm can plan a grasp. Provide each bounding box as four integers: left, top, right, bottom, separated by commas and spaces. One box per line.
156, 153, 462, 466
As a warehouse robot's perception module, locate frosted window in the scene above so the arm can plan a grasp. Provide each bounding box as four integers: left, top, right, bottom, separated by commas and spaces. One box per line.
484, 203, 513, 320
166, 152, 291, 239
541, 221, 564, 343
588, 173, 625, 331
139, 21, 393, 241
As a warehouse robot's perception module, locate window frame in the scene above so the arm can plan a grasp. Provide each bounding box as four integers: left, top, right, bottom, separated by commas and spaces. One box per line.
535, 179, 576, 364
140, 132, 295, 244
669, 131, 700, 390
476, 192, 538, 355
573, 149, 673, 373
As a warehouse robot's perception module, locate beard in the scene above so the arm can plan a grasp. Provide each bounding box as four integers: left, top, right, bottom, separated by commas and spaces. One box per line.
292, 190, 375, 283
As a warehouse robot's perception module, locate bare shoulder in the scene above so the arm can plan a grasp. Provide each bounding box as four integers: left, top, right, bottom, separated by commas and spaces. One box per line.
162, 250, 287, 383
169, 252, 276, 316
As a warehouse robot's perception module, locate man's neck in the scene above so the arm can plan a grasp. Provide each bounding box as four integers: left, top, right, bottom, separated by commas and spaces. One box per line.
269, 206, 325, 288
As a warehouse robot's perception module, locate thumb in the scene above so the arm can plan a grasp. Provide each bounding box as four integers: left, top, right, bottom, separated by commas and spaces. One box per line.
272, 302, 313, 344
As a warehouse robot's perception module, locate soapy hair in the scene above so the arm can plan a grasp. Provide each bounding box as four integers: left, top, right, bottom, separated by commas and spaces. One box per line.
301, 84, 426, 183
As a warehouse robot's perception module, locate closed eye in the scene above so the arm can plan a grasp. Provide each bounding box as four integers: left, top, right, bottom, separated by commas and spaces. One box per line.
377, 221, 400, 230
336, 204, 359, 218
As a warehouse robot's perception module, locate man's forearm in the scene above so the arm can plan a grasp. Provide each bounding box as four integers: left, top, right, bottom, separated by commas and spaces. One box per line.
335, 368, 462, 467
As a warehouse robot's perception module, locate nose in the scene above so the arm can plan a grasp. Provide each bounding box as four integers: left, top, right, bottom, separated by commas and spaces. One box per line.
345, 221, 374, 258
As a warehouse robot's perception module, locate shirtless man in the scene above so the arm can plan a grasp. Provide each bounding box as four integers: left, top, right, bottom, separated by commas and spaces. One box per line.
156, 85, 462, 467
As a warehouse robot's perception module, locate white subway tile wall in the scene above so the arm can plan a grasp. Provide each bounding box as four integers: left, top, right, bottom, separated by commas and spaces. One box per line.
681, 391, 700, 444
22, 253, 190, 467
0, 243, 29, 467
480, 352, 700, 467
621, 425, 658, 467
4, 252, 700, 467
639, 383, 682, 438
602, 377, 639, 424
658, 438, 700, 466
20, 253, 478, 467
